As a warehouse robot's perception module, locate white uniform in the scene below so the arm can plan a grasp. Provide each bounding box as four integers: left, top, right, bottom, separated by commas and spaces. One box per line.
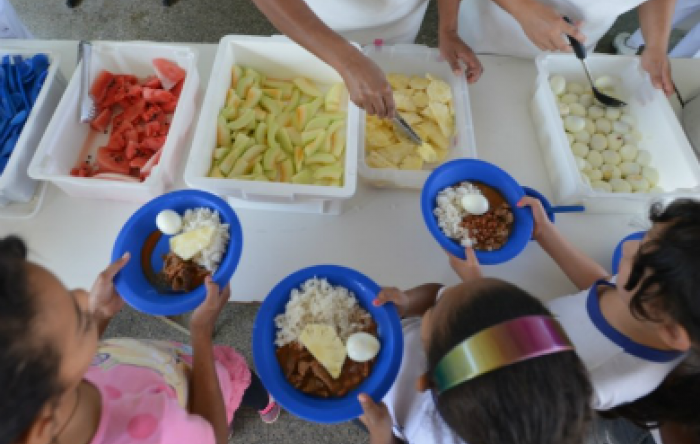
304, 0, 429, 45
383, 316, 464, 444
626, 0, 700, 57
547, 279, 685, 410
457, 0, 646, 58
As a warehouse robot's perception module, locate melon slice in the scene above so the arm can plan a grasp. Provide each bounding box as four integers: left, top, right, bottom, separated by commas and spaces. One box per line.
299, 324, 346, 379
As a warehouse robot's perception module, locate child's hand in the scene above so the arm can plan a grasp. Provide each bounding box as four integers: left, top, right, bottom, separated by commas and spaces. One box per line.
358, 393, 394, 444
517, 196, 554, 241
373, 287, 409, 317
448, 247, 482, 283
89, 252, 130, 321
190, 278, 230, 337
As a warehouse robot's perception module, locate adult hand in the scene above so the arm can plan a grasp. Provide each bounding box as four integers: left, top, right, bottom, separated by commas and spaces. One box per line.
439, 30, 484, 84
190, 278, 230, 337
512, 0, 586, 52
340, 51, 395, 118
358, 393, 394, 444
373, 287, 409, 317
517, 196, 554, 242
641, 48, 674, 96
447, 247, 482, 283
89, 252, 130, 320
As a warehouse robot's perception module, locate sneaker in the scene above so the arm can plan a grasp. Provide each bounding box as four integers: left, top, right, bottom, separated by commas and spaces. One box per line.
259, 396, 280, 424
613, 32, 639, 55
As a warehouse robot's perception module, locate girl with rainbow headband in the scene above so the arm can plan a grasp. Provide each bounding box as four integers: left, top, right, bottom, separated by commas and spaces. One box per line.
357, 247, 592, 444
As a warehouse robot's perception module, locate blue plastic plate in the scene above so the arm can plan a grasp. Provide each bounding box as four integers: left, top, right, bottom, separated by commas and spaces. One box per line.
111, 189, 243, 315
421, 159, 534, 264
253, 265, 403, 424
611, 231, 645, 275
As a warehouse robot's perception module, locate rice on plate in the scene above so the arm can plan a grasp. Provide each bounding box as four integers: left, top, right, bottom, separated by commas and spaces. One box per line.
180, 207, 230, 272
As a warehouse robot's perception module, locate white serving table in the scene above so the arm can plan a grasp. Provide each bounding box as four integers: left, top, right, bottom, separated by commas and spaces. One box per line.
1, 40, 699, 303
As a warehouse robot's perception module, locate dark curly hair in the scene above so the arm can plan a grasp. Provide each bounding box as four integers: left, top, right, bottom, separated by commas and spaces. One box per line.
625, 199, 700, 343
0, 236, 62, 444
426, 279, 593, 444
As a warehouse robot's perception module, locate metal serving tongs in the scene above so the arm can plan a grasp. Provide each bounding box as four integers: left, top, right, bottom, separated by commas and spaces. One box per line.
563, 17, 627, 108
393, 113, 423, 145
77, 40, 97, 122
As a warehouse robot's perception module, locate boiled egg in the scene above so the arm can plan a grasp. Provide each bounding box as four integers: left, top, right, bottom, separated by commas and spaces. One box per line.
346, 332, 381, 363
156, 210, 183, 236
461, 194, 489, 215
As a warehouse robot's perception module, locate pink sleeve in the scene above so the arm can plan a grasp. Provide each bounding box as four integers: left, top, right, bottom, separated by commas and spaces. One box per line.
158, 401, 217, 444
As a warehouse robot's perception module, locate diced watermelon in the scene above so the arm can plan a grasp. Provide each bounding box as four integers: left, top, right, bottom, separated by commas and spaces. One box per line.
153, 58, 186, 89
130, 156, 149, 169
143, 76, 162, 89
90, 70, 115, 103
90, 108, 112, 133
171, 80, 184, 98
140, 147, 162, 179
125, 141, 140, 160
160, 100, 177, 114
141, 136, 166, 151
96, 147, 130, 175
143, 88, 176, 104
145, 121, 161, 137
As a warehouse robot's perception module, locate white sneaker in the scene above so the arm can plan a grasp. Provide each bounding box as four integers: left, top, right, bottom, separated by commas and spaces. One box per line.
613, 32, 639, 55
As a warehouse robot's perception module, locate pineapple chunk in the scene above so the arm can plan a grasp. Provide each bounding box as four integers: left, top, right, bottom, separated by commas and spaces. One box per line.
170, 227, 215, 261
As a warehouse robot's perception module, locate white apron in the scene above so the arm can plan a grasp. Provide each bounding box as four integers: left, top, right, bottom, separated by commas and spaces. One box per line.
458, 0, 646, 58
304, 0, 430, 44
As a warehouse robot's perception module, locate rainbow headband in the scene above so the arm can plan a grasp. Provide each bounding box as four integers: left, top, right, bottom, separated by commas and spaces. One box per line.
432, 315, 574, 394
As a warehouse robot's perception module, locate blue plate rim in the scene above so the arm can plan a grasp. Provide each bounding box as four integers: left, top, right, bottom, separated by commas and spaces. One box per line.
420, 159, 534, 265
253, 264, 403, 424
111, 189, 243, 315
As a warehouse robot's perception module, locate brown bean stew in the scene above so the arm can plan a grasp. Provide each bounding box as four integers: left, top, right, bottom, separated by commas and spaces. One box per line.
142, 231, 209, 293
461, 182, 514, 251
275, 321, 378, 398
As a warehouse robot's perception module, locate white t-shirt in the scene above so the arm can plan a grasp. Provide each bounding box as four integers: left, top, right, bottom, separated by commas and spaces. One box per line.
382, 313, 464, 443
457, 0, 646, 58
547, 279, 685, 410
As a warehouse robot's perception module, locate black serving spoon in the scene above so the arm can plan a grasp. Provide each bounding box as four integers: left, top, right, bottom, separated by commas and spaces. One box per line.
563, 17, 627, 108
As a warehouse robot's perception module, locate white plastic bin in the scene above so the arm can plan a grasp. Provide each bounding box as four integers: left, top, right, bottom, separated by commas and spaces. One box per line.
358, 44, 477, 190
0, 49, 64, 206
531, 54, 700, 213
28, 41, 199, 203
184, 35, 360, 215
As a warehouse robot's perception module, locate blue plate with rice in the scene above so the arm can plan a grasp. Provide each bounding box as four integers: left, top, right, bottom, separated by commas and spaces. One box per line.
112, 189, 243, 315
253, 265, 403, 424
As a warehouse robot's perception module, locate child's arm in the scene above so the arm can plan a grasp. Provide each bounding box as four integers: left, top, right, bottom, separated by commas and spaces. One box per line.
374, 284, 444, 318
188, 279, 231, 444
89, 253, 130, 336
519, 197, 609, 291
358, 394, 404, 444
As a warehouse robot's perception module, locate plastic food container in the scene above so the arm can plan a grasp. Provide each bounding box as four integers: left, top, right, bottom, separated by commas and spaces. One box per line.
185, 35, 360, 215
253, 264, 403, 423
0, 49, 64, 206
531, 54, 700, 213
357, 43, 477, 190
28, 41, 199, 203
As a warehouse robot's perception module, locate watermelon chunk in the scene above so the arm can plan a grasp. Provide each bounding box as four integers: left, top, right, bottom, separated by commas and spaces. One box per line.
90, 70, 115, 103
152, 58, 186, 90
96, 147, 130, 175
90, 108, 112, 133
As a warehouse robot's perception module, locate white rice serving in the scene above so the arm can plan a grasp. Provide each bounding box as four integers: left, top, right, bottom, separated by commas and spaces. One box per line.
181, 208, 229, 272
275, 277, 372, 347
433, 181, 481, 247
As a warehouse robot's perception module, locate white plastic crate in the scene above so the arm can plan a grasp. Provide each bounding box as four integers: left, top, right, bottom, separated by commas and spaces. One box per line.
531, 54, 700, 213
358, 44, 476, 189
0, 49, 63, 206
184, 35, 359, 215
28, 41, 199, 203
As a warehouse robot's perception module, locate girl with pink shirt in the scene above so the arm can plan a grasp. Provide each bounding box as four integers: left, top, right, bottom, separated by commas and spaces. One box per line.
0, 236, 279, 444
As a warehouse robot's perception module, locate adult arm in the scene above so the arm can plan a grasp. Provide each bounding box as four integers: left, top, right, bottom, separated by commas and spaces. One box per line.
436, 0, 484, 83
249, 0, 395, 117
488, 0, 585, 51
638, 0, 676, 95
188, 280, 232, 444
520, 197, 608, 290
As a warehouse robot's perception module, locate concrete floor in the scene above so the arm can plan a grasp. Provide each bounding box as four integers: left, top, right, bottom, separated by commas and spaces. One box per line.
4, 1, 683, 443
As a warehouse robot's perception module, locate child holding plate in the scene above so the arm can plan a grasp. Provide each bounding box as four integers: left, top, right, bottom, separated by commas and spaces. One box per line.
0, 236, 278, 444
360, 247, 593, 444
